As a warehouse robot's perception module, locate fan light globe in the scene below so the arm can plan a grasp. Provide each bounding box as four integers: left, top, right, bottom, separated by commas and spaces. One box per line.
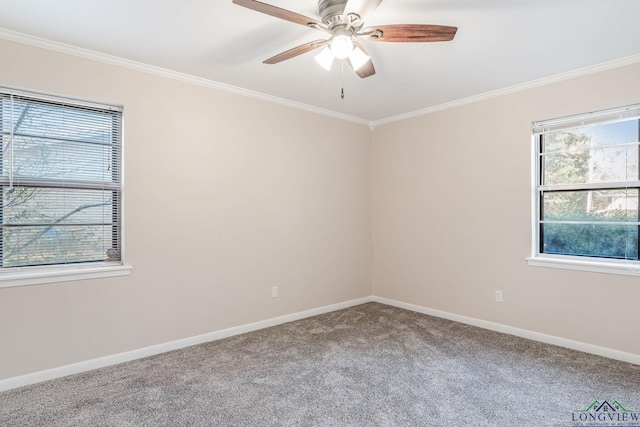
330, 34, 354, 59
348, 46, 370, 71
314, 46, 335, 71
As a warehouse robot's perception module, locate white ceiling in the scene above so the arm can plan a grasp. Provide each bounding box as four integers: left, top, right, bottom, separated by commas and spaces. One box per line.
1, 0, 639, 124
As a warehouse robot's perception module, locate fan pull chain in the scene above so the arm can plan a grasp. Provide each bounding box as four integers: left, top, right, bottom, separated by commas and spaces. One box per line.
340, 61, 345, 100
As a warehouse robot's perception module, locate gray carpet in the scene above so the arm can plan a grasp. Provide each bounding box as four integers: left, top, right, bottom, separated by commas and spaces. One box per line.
1, 302, 639, 426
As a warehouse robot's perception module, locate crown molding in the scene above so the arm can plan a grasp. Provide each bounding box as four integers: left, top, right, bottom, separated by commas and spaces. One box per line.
2, 27, 639, 130
371, 53, 640, 127
0, 28, 370, 127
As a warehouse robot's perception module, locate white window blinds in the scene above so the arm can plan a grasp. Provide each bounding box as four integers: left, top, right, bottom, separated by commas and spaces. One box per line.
0, 88, 123, 269
533, 104, 640, 134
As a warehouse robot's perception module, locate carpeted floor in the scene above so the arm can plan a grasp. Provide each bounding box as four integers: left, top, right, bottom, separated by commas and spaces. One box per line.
1, 302, 639, 426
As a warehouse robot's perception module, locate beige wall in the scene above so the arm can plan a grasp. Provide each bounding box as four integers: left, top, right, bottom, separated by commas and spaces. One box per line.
1, 35, 639, 381
0, 39, 372, 379
373, 62, 640, 356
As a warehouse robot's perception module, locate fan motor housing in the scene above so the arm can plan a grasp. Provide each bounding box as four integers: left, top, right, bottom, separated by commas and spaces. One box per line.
318, 0, 348, 28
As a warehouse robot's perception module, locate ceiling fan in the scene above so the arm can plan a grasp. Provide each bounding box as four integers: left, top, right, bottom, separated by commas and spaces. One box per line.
232, 0, 458, 78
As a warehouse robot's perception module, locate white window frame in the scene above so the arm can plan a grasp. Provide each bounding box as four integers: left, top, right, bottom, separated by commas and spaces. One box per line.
0, 87, 130, 288
527, 103, 640, 276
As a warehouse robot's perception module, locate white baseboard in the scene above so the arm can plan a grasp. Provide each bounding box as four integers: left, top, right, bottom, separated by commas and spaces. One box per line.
372, 296, 640, 366
3, 294, 638, 393
0, 296, 374, 392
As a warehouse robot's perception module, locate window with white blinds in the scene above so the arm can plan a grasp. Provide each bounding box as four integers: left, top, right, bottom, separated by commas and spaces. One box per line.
0, 88, 122, 270
531, 103, 640, 271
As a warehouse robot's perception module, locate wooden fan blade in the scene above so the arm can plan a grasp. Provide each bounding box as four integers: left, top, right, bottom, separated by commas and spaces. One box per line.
365, 24, 457, 42
344, 0, 383, 24
233, 0, 327, 30
347, 42, 375, 78
263, 40, 326, 64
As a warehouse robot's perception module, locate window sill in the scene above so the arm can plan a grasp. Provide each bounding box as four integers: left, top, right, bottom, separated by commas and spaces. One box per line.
527, 256, 640, 277
0, 264, 132, 289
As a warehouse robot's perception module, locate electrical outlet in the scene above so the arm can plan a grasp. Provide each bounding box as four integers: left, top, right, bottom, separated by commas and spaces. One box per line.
272, 287, 278, 298
495, 290, 503, 303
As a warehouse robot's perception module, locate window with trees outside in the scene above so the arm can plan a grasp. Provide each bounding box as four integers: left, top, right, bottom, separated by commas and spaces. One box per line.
531, 104, 640, 273
0, 88, 123, 280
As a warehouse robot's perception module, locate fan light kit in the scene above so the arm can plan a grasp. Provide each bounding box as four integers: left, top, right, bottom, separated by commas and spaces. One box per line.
330, 28, 354, 58
232, 0, 458, 79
